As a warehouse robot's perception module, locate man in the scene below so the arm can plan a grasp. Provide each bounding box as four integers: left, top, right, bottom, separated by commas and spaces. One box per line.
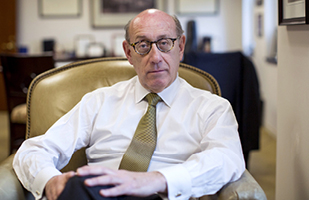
13, 9, 245, 200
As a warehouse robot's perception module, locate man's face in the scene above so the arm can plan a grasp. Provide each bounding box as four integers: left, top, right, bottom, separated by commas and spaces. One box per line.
123, 10, 185, 93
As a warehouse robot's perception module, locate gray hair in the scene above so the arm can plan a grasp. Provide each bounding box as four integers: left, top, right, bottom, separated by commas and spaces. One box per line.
124, 15, 184, 43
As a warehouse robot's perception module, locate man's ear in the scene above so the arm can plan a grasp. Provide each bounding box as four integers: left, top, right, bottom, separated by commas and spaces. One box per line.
123, 40, 133, 65
178, 35, 186, 61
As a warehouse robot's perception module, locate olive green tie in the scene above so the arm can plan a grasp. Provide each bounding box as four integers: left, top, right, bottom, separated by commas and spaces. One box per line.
119, 93, 161, 172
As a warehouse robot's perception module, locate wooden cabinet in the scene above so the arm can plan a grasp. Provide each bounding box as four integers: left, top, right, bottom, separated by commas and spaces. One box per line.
0, 0, 16, 110
0, 72, 7, 110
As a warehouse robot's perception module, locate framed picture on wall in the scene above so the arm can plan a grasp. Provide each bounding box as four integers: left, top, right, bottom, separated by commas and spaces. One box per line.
39, 0, 82, 18
278, 0, 309, 25
92, 0, 165, 28
175, 0, 219, 15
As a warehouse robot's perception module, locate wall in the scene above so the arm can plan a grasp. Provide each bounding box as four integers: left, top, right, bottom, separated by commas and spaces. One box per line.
276, 25, 309, 199
17, 0, 242, 55
17, 0, 125, 55
243, 0, 278, 136
177, 0, 242, 53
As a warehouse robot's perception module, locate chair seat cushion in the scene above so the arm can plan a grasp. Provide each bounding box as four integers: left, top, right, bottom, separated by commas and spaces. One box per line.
11, 103, 27, 124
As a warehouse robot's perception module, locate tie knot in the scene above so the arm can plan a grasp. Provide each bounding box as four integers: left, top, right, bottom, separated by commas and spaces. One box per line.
145, 93, 161, 106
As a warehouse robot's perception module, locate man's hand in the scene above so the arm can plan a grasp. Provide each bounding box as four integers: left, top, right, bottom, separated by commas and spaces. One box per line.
45, 171, 75, 200
76, 165, 167, 197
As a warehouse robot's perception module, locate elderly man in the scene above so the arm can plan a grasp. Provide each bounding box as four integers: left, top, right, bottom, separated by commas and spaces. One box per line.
13, 9, 245, 200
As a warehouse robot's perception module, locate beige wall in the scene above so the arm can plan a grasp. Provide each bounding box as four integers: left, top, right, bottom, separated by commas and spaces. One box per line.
251, 0, 278, 136
17, 0, 242, 54
276, 25, 309, 199
243, 0, 278, 136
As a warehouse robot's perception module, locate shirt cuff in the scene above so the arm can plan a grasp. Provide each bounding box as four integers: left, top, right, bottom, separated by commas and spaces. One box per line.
32, 167, 62, 200
156, 164, 192, 200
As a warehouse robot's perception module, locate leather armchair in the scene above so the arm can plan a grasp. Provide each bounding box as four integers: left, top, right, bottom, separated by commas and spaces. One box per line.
0, 57, 266, 200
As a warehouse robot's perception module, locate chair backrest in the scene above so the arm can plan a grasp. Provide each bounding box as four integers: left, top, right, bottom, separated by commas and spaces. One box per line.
0, 53, 54, 113
26, 57, 221, 172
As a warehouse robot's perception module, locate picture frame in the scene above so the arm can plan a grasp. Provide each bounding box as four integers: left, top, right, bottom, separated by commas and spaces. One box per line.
278, 0, 308, 25
39, 0, 82, 18
92, 0, 165, 28
175, 0, 219, 15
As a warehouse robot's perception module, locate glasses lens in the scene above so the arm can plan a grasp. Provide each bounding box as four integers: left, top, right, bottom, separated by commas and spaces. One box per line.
136, 41, 150, 54
157, 39, 173, 52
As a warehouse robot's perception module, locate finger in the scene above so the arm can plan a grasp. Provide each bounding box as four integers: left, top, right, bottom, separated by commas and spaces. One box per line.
84, 174, 122, 187
99, 183, 157, 198
99, 184, 132, 197
77, 166, 115, 176
64, 171, 75, 179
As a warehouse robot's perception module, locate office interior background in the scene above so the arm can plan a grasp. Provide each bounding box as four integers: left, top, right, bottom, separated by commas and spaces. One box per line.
0, 0, 308, 199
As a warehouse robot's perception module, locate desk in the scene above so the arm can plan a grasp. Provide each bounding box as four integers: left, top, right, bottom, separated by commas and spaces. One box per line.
54, 54, 109, 68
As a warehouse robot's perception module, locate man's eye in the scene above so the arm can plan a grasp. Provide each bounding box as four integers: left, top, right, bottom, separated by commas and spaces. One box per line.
159, 40, 168, 46
139, 42, 149, 49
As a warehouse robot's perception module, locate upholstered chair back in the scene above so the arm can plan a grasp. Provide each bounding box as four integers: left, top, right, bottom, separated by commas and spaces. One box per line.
26, 57, 221, 172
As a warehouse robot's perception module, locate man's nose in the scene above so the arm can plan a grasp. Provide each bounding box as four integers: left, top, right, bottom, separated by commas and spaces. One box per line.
148, 43, 162, 63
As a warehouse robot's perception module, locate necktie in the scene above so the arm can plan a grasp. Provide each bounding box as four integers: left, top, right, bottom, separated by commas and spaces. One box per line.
119, 93, 161, 172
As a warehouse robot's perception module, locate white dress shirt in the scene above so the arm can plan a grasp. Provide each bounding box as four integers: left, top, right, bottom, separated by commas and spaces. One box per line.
13, 75, 245, 200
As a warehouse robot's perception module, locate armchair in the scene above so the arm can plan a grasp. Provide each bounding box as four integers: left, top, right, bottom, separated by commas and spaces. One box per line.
0, 57, 266, 200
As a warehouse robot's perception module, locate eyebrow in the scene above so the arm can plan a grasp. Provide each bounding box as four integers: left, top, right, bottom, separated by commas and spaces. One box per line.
134, 34, 171, 42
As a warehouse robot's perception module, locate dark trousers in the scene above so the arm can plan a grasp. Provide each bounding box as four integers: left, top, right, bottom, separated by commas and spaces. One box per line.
57, 175, 162, 200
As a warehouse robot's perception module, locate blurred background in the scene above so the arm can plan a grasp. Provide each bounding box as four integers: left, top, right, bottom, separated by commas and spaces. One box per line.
2, 0, 308, 200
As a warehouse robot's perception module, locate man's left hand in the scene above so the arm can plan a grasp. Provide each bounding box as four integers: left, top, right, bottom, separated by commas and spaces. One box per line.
76, 165, 167, 197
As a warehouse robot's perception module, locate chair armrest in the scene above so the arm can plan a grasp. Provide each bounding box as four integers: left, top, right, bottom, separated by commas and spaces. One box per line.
200, 170, 267, 200
218, 169, 267, 200
0, 154, 28, 200
1, 156, 266, 200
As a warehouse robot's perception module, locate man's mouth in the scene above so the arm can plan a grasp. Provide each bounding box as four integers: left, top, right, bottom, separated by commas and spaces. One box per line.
149, 69, 165, 74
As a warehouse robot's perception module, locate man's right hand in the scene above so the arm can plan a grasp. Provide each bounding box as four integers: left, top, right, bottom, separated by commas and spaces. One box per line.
44, 171, 75, 200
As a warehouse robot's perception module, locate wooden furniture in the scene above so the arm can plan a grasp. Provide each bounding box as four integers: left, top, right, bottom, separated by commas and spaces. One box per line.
0, 53, 54, 153
0, 71, 7, 110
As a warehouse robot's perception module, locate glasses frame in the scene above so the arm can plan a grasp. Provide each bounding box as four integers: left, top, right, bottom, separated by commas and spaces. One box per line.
130, 37, 180, 55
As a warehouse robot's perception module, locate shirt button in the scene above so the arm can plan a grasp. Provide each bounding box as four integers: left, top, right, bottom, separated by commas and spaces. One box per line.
36, 191, 41, 195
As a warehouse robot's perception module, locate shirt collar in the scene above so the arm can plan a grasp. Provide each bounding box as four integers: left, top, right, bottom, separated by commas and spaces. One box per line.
134, 74, 180, 107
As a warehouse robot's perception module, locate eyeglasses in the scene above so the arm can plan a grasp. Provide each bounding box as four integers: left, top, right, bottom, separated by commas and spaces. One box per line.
130, 37, 179, 55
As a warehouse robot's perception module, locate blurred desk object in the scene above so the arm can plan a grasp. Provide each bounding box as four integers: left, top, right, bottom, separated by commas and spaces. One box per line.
0, 53, 54, 153
54, 52, 108, 68
54, 52, 107, 62
183, 51, 263, 167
